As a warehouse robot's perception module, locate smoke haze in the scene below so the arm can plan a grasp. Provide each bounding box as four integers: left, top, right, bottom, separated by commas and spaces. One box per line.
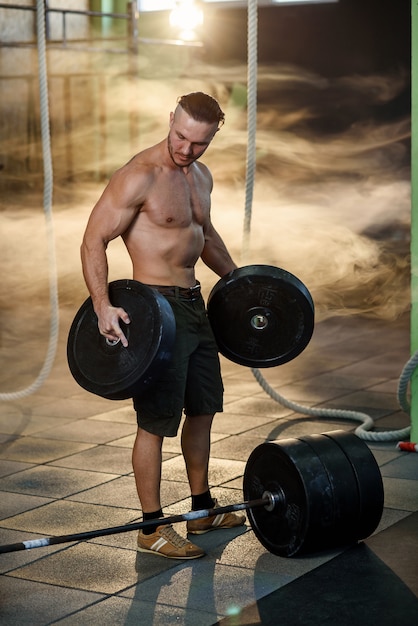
0, 59, 410, 384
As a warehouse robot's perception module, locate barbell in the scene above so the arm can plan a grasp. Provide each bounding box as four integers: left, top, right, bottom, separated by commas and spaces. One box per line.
67, 265, 315, 400
0, 430, 384, 558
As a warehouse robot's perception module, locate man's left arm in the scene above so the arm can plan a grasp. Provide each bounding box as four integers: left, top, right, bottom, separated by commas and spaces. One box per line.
200, 221, 238, 277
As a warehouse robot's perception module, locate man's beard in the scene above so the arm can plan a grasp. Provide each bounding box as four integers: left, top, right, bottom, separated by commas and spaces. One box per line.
167, 133, 195, 168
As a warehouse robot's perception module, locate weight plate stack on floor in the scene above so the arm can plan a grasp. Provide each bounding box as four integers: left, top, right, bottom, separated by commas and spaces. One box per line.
207, 265, 315, 368
324, 431, 384, 540
243, 430, 384, 557
67, 279, 176, 400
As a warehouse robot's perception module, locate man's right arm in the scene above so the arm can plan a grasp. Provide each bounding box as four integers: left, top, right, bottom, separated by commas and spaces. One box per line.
81, 223, 131, 347
80, 167, 144, 346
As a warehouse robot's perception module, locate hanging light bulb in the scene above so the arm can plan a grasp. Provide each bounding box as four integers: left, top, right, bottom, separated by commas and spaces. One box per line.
169, 1, 204, 41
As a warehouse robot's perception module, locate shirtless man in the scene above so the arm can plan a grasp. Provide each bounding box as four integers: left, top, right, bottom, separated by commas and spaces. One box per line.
80, 92, 245, 559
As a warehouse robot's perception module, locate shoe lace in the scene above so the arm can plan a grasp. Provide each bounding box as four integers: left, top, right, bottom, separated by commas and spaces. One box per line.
160, 524, 189, 548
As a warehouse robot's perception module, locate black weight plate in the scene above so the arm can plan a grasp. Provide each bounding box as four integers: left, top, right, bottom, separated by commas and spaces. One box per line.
243, 438, 333, 557
207, 265, 314, 368
67, 279, 176, 400
298, 432, 361, 552
323, 431, 384, 540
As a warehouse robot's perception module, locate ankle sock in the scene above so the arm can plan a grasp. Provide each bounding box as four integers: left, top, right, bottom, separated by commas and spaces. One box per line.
142, 509, 163, 535
192, 490, 215, 511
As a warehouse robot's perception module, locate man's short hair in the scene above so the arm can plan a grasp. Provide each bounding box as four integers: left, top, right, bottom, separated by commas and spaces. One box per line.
176, 92, 225, 128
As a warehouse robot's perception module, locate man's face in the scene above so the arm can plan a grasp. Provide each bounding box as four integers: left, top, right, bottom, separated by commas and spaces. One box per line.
167, 106, 219, 168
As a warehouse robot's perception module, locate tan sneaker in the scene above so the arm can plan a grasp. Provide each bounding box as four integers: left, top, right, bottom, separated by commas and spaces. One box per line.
137, 524, 205, 559
187, 499, 246, 535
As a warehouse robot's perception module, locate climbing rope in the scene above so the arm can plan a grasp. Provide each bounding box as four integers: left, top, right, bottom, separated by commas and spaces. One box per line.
241, 0, 258, 263
252, 367, 411, 442
0, 0, 59, 401
243, 0, 412, 442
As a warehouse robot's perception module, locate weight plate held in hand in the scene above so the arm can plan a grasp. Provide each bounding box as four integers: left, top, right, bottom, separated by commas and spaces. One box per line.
67, 279, 176, 400
207, 265, 314, 368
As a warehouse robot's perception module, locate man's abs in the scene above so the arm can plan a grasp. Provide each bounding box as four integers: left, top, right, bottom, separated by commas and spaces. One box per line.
126, 232, 204, 288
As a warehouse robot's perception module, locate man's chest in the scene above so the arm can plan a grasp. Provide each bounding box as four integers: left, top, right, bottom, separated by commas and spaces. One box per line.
146, 171, 210, 226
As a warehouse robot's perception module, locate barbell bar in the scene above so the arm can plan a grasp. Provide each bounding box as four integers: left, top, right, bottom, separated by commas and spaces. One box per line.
0, 431, 384, 558
0, 495, 275, 555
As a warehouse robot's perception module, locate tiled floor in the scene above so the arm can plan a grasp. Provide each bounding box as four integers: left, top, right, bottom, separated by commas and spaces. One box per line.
0, 308, 417, 625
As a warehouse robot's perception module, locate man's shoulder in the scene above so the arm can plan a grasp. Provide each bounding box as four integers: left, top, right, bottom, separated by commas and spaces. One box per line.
193, 160, 213, 186
117, 146, 163, 182
127, 143, 161, 167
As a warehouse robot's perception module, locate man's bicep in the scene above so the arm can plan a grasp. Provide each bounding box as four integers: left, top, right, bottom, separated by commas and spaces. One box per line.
86, 187, 138, 243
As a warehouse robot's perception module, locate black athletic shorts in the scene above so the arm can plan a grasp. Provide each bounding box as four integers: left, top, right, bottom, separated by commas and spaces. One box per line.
133, 287, 223, 437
